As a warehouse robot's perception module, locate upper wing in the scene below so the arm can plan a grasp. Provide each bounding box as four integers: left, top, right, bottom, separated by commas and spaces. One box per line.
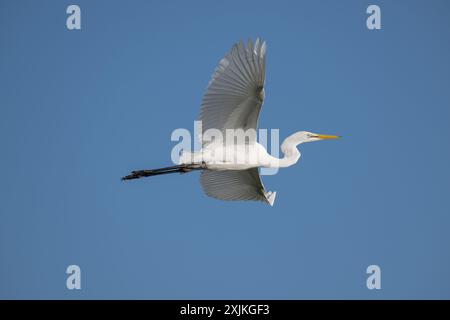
200, 168, 276, 206
199, 38, 267, 138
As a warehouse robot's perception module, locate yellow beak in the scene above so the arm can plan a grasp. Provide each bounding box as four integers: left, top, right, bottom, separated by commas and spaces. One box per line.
315, 134, 341, 140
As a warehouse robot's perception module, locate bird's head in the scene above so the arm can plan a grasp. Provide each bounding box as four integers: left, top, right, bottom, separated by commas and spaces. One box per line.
280, 131, 340, 158
302, 131, 341, 143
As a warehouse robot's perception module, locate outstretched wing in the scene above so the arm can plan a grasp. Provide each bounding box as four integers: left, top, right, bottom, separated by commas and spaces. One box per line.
200, 169, 276, 206
199, 38, 267, 137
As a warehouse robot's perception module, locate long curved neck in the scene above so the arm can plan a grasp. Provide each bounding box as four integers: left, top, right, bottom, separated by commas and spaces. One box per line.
278, 147, 301, 168
269, 132, 309, 168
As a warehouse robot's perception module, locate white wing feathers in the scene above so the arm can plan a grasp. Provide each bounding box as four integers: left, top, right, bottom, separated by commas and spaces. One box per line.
200, 169, 276, 206
198, 39, 276, 206
199, 38, 267, 134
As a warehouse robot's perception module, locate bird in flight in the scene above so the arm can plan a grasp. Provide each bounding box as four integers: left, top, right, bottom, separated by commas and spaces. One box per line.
122, 38, 340, 206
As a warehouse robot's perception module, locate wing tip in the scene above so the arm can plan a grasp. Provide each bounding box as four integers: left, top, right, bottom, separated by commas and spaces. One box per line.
264, 191, 276, 206
232, 37, 266, 57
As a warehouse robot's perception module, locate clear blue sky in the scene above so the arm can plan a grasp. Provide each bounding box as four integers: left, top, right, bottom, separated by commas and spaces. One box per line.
1, 0, 450, 299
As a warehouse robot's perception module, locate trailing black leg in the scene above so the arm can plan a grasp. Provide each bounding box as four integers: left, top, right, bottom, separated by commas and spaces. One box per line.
121, 164, 203, 180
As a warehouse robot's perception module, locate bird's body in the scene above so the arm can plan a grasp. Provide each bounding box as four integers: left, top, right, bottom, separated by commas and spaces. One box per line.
122, 38, 339, 206
179, 141, 290, 171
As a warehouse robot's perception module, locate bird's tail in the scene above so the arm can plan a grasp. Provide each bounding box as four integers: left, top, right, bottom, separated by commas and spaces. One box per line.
121, 164, 203, 181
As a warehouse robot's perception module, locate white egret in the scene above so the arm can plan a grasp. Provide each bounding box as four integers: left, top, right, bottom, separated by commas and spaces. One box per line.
122, 38, 340, 206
